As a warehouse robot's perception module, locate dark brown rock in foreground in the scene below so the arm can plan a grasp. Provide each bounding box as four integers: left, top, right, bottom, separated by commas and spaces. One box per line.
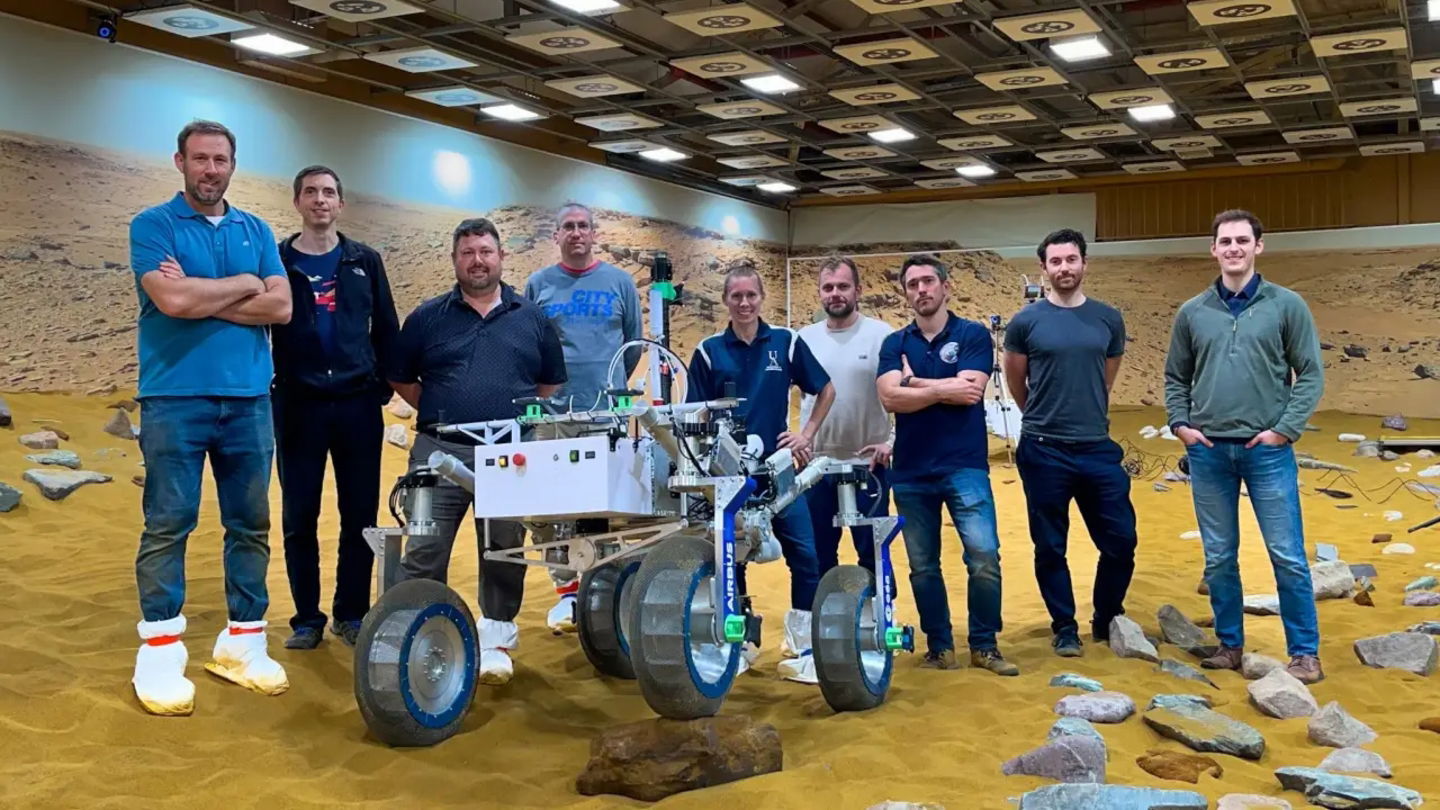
576, 715, 782, 801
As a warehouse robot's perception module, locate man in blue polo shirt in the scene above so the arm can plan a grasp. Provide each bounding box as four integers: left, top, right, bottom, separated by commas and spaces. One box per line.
687, 263, 835, 684
127, 120, 293, 716
877, 254, 1018, 676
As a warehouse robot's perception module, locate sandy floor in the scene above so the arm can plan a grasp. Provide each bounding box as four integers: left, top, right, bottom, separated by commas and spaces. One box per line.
2, 393, 1439, 808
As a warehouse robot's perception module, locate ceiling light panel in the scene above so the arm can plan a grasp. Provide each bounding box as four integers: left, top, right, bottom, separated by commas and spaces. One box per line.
1152, 134, 1222, 150
574, 112, 663, 131
1413, 60, 1440, 81
847, 0, 959, 13
820, 167, 888, 180
1035, 147, 1107, 163
1123, 161, 1185, 174
914, 177, 977, 189
1359, 142, 1424, 156
589, 139, 655, 153
819, 115, 893, 134
921, 156, 985, 170
405, 86, 502, 106
717, 155, 788, 168
819, 185, 881, 196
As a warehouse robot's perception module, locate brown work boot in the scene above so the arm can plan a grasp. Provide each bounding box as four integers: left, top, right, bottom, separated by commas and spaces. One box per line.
1285, 655, 1325, 684
970, 648, 1020, 677
1200, 645, 1244, 670
919, 649, 961, 670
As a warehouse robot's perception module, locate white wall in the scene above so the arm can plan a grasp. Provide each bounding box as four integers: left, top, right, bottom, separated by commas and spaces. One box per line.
788, 193, 1097, 251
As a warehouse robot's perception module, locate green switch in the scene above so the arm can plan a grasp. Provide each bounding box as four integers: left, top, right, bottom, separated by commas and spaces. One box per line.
569, 449, 580, 463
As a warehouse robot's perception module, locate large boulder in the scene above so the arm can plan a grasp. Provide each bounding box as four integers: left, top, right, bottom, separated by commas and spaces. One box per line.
21, 469, 112, 501
1142, 704, 1266, 760
1353, 632, 1438, 675
1318, 747, 1391, 779
575, 716, 781, 801
1135, 749, 1223, 784
1017, 784, 1207, 810
1156, 605, 1219, 658
1108, 615, 1159, 663
1273, 766, 1422, 809
1309, 560, 1355, 600
1307, 702, 1376, 748
1001, 735, 1106, 784
1247, 669, 1318, 719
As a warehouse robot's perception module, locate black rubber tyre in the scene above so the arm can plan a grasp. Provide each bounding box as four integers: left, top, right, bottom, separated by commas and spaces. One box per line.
577, 558, 643, 679
354, 578, 478, 747
627, 535, 740, 719
813, 565, 893, 712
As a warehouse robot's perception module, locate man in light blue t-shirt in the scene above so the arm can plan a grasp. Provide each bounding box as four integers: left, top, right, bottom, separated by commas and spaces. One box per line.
524, 202, 642, 632
126, 120, 293, 717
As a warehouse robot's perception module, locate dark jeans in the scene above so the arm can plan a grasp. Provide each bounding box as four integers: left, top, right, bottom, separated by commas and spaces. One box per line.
398, 433, 527, 622
1015, 435, 1138, 638
804, 466, 891, 575
736, 497, 821, 611
891, 468, 1004, 653
136, 396, 274, 622
273, 388, 383, 631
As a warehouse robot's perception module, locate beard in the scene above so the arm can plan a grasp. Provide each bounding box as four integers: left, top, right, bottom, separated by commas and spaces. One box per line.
1050, 274, 1080, 291
824, 299, 855, 318
186, 175, 228, 206
913, 297, 941, 317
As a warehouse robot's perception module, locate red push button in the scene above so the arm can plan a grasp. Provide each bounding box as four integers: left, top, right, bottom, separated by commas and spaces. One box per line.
512, 453, 526, 467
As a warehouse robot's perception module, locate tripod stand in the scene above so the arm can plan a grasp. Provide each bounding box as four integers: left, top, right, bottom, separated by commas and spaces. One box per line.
986, 314, 1019, 466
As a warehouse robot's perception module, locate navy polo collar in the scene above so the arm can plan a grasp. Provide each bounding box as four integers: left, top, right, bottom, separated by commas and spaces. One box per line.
902, 311, 960, 343
444, 281, 521, 313
724, 319, 773, 346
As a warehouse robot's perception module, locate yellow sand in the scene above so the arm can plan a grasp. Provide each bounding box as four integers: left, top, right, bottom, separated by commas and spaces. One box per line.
2, 393, 1438, 809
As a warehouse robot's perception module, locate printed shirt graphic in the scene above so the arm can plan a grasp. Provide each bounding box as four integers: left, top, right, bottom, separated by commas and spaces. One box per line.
524, 261, 642, 410
290, 243, 343, 359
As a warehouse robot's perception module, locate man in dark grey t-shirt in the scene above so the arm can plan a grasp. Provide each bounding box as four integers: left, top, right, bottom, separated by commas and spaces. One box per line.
1002, 228, 1137, 658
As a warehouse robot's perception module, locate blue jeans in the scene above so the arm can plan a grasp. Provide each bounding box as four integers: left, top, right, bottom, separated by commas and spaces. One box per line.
1187, 440, 1319, 657
136, 396, 275, 622
736, 497, 821, 611
892, 468, 1004, 653
1015, 436, 1137, 638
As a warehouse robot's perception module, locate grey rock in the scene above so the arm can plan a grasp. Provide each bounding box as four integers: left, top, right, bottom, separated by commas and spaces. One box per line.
1353, 632, 1439, 675
21, 469, 112, 500
384, 424, 408, 448
0, 394, 10, 427
1353, 440, 1381, 458
1381, 450, 1400, 461
1053, 691, 1135, 724
1274, 766, 1421, 809
1307, 701, 1376, 748
1157, 605, 1219, 658
101, 408, 136, 440
1153, 482, 1171, 492
1108, 615, 1159, 663
1311, 560, 1356, 600
1157, 659, 1218, 689
24, 450, 81, 469
1142, 704, 1266, 760
0, 482, 20, 512
1049, 673, 1104, 692
1350, 563, 1379, 579
1314, 542, 1339, 562
1242, 652, 1285, 680
1147, 694, 1213, 711
1001, 735, 1106, 784
1318, 747, 1391, 779
1243, 594, 1281, 615
1382, 414, 1409, 431
1247, 669, 1319, 719
1415, 363, 1440, 380
1047, 717, 1106, 749
1343, 344, 1368, 358
17, 430, 59, 450
1404, 575, 1437, 592
1402, 591, 1440, 607
1218, 796, 1292, 810
1017, 784, 1207, 810
1407, 621, 1440, 635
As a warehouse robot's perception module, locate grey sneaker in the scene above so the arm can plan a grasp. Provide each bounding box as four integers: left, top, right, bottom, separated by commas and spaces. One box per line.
330, 619, 362, 647
284, 626, 322, 650
1053, 632, 1083, 658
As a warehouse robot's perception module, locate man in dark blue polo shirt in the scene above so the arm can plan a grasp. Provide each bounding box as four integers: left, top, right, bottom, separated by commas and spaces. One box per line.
127, 120, 294, 716
389, 216, 566, 686
686, 263, 835, 684
1003, 229, 1135, 658
877, 254, 1018, 676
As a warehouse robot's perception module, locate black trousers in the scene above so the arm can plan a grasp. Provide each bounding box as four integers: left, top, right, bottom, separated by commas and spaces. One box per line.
273, 388, 383, 631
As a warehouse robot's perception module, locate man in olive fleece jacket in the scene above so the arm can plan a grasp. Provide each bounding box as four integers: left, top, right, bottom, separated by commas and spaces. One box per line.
1164, 208, 1325, 685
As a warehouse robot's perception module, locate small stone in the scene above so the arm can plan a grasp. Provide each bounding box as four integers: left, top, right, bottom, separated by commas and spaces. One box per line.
1373, 532, 1394, 542
1157, 659, 1218, 689
1381, 450, 1400, 461
1196, 579, 1210, 596
1420, 717, 1440, 733
1179, 530, 1201, 540
1314, 543, 1339, 562
1407, 621, 1440, 635
1310, 560, 1355, 599
1353, 591, 1374, 607
1017, 784, 1207, 810
1403, 591, 1440, 606
1337, 433, 1366, 442
1142, 704, 1266, 760
101, 408, 136, 440
1049, 673, 1104, 692
0, 482, 20, 512
1241, 653, 1284, 680
1047, 717, 1106, 748
1153, 482, 1171, 492
1002, 735, 1106, 784
1108, 615, 1159, 663
1352, 440, 1381, 458
1383, 543, 1416, 555
1406, 576, 1438, 592
86, 382, 117, 396
131, 474, 145, 487
384, 424, 408, 448
1273, 766, 1421, 810
1135, 749, 1223, 784
386, 396, 416, 420
25, 450, 81, 469
1349, 563, 1378, 578
575, 716, 781, 801
1053, 691, 1135, 724
21, 469, 112, 500
1353, 631, 1438, 675
1243, 594, 1281, 615
1140, 425, 1160, 439
1420, 449, 1437, 458
1148, 694, 1213, 711
1414, 363, 1440, 380
0, 395, 10, 427
1157, 605, 1219, 658
1217, 795, 1292, 810
1248, 669, 1318, 719
1307, 702, 1376, 748
18, 430, 59, 450
50, 428, 70, 441
1382, 414, 1409, 431
1342, 344, 1368, 358
108, 398, 139, 412
1318, 747, 1391, 779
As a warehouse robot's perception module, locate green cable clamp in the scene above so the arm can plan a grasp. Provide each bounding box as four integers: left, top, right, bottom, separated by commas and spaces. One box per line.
723, 614, 748, 643
884, 626, 906, 651
654, 280, 676, 301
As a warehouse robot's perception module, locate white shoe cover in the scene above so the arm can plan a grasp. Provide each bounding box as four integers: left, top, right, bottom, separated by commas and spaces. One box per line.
737, 641, 760, 676
133, 615, 195, 716
780, 609, 813, 659
479, 618, 518, 685
204, 620, 289, 696
777, 651, 819, 685
546, 594, 577, 635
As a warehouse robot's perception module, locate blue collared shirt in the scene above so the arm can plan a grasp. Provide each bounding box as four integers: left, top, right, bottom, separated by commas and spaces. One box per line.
878, 312, 994, 483
128, 192, 285, 398
1216, 273, 1262, 317
686, 320, 830, 456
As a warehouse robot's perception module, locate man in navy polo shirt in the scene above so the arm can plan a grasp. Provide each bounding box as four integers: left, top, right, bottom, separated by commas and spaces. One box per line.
877, 254, 1018, 676
687, 263, 835, 684
127, 120, 294, 716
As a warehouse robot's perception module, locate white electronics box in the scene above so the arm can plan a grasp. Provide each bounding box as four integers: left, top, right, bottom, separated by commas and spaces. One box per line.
471, 435, 660, 520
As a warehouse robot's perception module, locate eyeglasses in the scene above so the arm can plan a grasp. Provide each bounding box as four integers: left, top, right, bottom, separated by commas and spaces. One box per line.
559, 221, 593, 233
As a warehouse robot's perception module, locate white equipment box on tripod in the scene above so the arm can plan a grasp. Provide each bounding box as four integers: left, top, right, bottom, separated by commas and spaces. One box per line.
471, 435, 659, 520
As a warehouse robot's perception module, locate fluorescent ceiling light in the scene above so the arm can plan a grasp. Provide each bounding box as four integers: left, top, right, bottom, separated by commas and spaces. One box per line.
1430, 0, 1440, 21
233, 33, 315, 57
956, 165, 996, 178
869, 127, 915, 143
740, 74, 801, 94
1434, 78, 1440, 94
640, 147, 687, 162
1128, 103, 1176, 122
482, 103, 543, 121
549, 0, 622, 11
1050, 35, 1109, 63
757, 181, 797, 193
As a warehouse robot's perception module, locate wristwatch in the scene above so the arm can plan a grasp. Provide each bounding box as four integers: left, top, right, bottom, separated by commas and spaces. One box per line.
900, 374, 914, 387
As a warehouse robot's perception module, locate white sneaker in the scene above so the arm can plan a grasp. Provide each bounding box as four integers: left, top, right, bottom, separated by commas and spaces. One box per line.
133, 615, 195, 716
777, 651, 819, 685
479, 618, 519, 686
780, 609, 813, 659
204, 620, 289, 696
546, 594, 577, 635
